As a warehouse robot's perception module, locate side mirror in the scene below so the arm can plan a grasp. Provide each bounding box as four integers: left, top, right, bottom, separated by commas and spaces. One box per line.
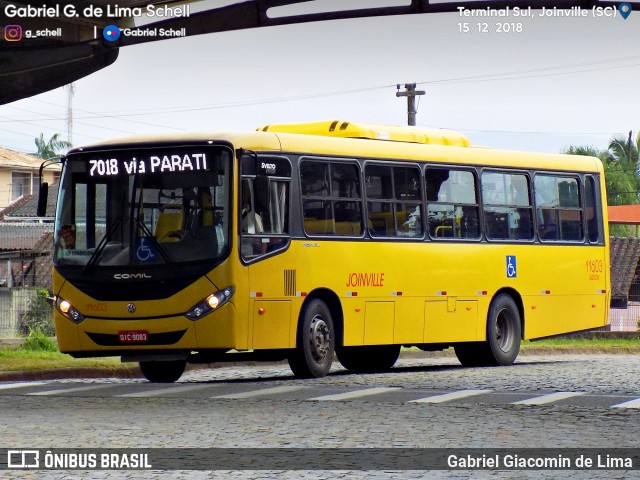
37, 182, 49, 217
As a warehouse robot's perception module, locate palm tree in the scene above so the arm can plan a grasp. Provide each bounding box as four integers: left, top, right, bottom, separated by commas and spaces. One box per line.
34, 133, 71, 159
562, 145, 602, 158
602, 132, 640, 206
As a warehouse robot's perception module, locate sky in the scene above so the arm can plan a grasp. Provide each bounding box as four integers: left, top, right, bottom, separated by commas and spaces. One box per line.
2, 0, 640, 155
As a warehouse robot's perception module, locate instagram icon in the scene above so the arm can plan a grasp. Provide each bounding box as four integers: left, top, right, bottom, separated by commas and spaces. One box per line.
4, 25, 23, 41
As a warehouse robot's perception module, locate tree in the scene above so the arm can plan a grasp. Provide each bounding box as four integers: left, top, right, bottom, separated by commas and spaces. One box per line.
34, 133, 71, 159
564, 133, 640, 236
564, 133, 640, 207
602, 132, 640, 206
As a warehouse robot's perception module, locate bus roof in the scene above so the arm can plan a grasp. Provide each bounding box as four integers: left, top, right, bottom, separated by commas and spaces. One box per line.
72, 123, 603, 174
258, 120, 472, 148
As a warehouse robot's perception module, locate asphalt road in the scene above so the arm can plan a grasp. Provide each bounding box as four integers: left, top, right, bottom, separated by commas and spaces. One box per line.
0, 353, 639, 479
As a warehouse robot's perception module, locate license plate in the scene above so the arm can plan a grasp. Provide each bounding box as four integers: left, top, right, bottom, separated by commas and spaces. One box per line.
118, 330, 148, 343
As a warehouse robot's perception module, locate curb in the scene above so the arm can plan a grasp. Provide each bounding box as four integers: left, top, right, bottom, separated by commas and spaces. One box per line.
0, 366, 143, 382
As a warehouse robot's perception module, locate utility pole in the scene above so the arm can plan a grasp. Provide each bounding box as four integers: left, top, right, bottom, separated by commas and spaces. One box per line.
396, 83, 425, 126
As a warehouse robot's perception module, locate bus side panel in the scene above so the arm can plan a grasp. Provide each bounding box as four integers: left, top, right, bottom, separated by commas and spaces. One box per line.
523, 246, 609, 339
252, 300, 291, 349
524, 293, 607, 339
247, 255, 294, 349
363, 301, 394, 345
393, 297, 424, 344
424, 299, 479, 343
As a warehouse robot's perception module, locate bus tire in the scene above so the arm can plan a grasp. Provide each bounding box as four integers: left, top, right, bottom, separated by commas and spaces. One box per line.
453, 342, 485, 367
337, 345, 401, 373
288, 299, 335, 378
139, 360, 186, 383
454, 294, 521, 367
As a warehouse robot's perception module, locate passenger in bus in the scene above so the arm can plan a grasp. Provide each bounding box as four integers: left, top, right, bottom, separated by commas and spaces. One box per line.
241, 189, 264, 234
400, 206, 422, 237
540, 222, 557, 240
242, 206, 263, 234
240, 185, 266, 257
57, 224, 76, 249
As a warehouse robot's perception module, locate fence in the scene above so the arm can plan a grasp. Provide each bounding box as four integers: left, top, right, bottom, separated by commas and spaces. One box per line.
0, 287, 40, 338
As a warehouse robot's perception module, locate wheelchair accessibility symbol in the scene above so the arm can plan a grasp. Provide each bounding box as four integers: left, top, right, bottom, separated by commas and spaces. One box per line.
506, 255, 517, 278
135, 237, 157, 264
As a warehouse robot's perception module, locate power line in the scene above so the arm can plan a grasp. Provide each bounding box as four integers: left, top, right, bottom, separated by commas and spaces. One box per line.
416, 55, 640, 86
5, 105, 137, 136
3, 54, 638, 124
29, 99, 188, 131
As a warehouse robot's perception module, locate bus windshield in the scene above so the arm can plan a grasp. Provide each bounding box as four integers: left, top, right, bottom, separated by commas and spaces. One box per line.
54, 146, 232, 269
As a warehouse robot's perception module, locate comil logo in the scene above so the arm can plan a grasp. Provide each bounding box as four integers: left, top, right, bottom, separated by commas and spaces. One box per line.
4, 25, 23, 42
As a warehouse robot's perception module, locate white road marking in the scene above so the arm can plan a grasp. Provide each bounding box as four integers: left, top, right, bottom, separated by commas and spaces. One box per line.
0, 381, 50, 390
410, 389, 492, 404
211, 385, 309, 399
118, 384, 217, 398
611, 397, 640, 409
512, 392, 585, 405
308, 387, 401, 401
28, 384, 117, 396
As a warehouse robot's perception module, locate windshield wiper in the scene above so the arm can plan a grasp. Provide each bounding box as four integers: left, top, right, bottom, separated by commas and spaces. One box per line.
82, 217, 121, 275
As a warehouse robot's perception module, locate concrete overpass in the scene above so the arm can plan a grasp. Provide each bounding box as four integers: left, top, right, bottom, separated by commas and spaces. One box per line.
0, 0, 635, 104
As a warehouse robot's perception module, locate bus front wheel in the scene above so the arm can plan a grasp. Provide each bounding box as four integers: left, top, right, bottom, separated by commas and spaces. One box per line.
337, 345, 401, 373
454, 294, 521, 367
139, 360, 186, 383
288, 299, 335, 378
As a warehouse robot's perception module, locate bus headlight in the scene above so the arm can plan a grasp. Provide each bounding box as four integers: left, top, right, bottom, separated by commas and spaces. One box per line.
55, 296, 85, 324
185, 286, 234, 320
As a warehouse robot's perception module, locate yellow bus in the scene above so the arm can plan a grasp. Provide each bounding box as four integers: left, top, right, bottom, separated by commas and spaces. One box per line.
41, 121, 610, 382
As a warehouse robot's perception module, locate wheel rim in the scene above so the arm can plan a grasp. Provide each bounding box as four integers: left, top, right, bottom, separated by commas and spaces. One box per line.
495, 308, 515, 353
309, 314, 331, 362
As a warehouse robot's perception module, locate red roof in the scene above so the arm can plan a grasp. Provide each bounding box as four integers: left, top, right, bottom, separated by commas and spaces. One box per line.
609, 205, 640, 224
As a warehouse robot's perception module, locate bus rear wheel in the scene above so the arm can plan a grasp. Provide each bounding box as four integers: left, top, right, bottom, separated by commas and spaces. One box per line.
288, 299, 335, 378
139, 360, 186, 383
454, 293, 521, 367
337, 345, 401, 373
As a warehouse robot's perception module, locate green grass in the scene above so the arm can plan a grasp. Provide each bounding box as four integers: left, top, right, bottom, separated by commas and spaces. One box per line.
527, 337, 639, 347
0, 336, 638, 373
0, 347, 123, 372
522, 336, 640, 353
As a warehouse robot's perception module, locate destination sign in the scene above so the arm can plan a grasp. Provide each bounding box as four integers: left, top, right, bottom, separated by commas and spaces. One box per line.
87, 152, 209, 177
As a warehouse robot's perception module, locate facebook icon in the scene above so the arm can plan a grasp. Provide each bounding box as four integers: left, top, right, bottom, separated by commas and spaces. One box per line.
506, 255, 517, 278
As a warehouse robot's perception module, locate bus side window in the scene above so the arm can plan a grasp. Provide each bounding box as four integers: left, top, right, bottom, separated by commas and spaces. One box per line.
481, 171, 533, 242
240, 172, 290, 261
365, 164, 422, 238
534, 175, 583, 242
426, 168, 480, 240
585, 175, 600, 243
302, 160, 362, 236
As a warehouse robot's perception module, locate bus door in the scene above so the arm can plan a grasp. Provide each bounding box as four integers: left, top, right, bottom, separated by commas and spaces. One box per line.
239, 154, 293, 349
